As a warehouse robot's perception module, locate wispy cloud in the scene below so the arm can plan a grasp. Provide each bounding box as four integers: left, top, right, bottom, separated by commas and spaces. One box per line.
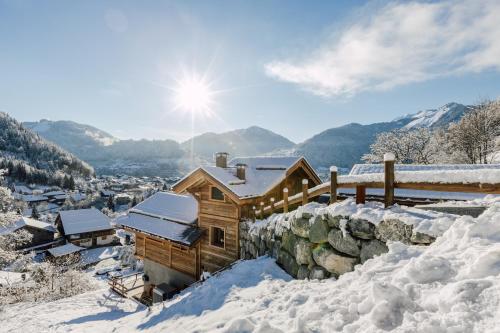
265, 0, 500, 97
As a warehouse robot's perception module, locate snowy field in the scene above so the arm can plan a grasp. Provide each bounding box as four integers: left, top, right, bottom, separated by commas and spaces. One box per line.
2, 203, 500, 332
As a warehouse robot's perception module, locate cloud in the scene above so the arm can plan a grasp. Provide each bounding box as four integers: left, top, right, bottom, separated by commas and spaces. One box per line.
265, 0, 500, 97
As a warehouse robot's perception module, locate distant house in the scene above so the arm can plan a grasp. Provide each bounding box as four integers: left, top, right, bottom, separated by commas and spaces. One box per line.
55, 208, 115, 248
20, 194, 49, 207
0, 217, 56, 250
13, 185, 33, 195
118, 153, 321, 295
100, 190, 116, 198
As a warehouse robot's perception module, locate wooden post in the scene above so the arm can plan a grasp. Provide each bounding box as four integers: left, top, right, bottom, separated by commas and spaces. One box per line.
356, 185, 366, 204
283, 188, 289, 213
384, 153, 395, 208
330, 166, 338, 204
259, 202, 264, 219
270, 197, 275, 214
252, 206, 256, 222
302, 179, 308, 206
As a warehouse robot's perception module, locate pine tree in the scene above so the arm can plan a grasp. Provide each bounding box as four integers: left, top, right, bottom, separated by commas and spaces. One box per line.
31, 205, 40, 219
107, 196, 115, 212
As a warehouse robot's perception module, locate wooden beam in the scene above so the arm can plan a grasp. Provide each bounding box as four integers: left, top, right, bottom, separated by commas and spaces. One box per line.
259, 202, 264, 219
384, 153, 395, 208
252, 206, 256, 222
283, 188, 289, 213
302, 179, 309, 206
270, 197, 275, 214
356, 185, 366, 204
330, 166, 338, 204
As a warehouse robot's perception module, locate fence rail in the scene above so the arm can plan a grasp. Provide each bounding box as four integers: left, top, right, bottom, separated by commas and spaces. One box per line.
254, 157, 500, 218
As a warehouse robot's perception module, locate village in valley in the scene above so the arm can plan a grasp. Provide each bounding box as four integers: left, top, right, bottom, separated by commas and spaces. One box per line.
1, 1, 500, 332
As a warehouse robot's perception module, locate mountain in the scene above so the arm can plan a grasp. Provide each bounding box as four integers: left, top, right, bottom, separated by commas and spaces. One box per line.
23, 102, 470, 177
24, 120, 187, 177
399, 102, 471, 129
181, 126, 295, 160
0, 113, 94, 186
295, 102, 470, 169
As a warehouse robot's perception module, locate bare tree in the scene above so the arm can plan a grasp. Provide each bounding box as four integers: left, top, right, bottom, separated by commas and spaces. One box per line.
447, 100, 500, 164
362, 128, 436, 164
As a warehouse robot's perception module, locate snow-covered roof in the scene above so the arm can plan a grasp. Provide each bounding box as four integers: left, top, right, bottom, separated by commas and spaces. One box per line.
131, 192, 198, 225
350, 163, 500, 175
100, 190, 116, 196
0, 217, 56, 236
58, 208, 112, 235
70, 193, 86, 202
179, 156, 304, 199
116, 213, 203, 246
14, 185, 32, 194
43, 190, 66, 197
47, 243, 85, 257
21, 194, 48, 202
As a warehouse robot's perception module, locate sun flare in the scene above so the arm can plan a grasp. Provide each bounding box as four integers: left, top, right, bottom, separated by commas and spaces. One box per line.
173, 73, 214, 116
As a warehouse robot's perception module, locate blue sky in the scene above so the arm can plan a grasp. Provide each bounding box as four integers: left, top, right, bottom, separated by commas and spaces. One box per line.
1, 0, 499, 143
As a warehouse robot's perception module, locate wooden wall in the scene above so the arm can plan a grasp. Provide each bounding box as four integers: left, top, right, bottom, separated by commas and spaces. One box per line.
134, 231, 198, 278
191, 182, 240, 273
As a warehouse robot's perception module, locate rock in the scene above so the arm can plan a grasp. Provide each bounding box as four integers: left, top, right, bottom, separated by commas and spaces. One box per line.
328, 229, 360, 257
258, 238, 267, 256
410, 231, 436, 245
348, 219, 375, 239
360, 239, 388, 263
271, 240, 281, 259
297, 265, 310, 280
294, 237, 313, 265
308, 215, 330, 243
326, 214, 343, 228
278, 250, 299, 277
290, 216, 311, 238
281, 230, 298, 255
375, 219, 413, 244
312, 243, 358, 276
309, 266, 329, 280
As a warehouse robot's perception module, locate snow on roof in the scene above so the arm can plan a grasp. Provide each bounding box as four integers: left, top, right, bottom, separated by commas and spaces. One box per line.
59, 208, 112, 235
70, 193, 86, 202
348, 164, 500, 184
0, 270, 28, 286
183, 156, 303, 199
47, 243, 85, 257
131, 192, 198, 225
21, 194, 48, 202
100, 190, 116, 196
0, 217, 56, 236
14, 185, 32, 194
116, 213, 203, 246
43, 190, 66, 197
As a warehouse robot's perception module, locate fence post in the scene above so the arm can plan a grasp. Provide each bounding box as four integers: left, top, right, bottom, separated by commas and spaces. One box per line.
330, 166, 338, 204
270, 197, 275, 214
283, 188, 289, 213
384, 153, 395, 208
259, 202, 264, 219
356, 185, 366, 204
302, 179, 309, 206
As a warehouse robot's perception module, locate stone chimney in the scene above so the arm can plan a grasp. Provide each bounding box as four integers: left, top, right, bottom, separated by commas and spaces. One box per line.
215, 152, 229, 168
236, 163, 246, 181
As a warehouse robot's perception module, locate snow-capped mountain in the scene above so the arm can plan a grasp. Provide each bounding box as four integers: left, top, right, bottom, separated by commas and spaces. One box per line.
401, 102, 471, 129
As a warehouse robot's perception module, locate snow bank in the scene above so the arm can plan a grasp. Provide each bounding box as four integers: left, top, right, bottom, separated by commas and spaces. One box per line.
3, 204, 500, 332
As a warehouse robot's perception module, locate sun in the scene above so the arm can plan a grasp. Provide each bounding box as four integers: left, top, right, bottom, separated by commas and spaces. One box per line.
172, 73, 214, 116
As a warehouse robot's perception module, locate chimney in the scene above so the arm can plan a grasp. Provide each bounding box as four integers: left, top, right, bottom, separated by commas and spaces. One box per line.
236, 163, 246, 180
215, 152, 228, 168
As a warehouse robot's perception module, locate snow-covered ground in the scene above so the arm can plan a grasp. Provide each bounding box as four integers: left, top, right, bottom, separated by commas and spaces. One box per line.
2, 202, 500, 332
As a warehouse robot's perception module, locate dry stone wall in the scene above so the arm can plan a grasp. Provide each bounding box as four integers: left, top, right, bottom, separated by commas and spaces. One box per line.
239, 206, 436, 279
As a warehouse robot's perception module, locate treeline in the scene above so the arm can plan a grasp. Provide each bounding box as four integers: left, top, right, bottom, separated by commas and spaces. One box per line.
0, 112, 94, 185
363, 100, 500, 164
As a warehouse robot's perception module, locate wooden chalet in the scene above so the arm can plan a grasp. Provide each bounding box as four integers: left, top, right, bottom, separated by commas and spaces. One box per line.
117, 153, 321, 298
0, 217, 56, 250
55, 208, 115, 248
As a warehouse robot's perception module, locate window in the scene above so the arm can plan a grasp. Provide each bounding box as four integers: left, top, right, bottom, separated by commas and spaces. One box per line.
210, 186, 225, 201
210, 226, 225, 248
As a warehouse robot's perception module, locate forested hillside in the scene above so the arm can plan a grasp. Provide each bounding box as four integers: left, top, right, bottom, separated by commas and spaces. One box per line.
0, 112, 94, 186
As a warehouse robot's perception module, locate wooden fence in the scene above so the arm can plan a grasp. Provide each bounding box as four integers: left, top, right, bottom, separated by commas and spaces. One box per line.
254, 156, 500, 218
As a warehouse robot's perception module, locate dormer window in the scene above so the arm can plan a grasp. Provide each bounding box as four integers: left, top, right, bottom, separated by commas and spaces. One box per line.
210, 186, 224, 201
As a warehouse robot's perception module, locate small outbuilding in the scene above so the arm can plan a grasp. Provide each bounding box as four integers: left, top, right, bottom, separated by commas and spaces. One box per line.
0, 217, 56, 250
55, 208, 115, 248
